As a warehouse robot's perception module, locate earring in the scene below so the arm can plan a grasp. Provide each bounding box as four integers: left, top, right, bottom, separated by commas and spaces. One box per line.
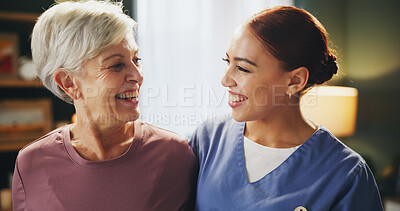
289, 93, 292, 99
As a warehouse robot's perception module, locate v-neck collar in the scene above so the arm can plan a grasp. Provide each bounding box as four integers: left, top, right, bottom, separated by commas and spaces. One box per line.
233, 120, 323, 185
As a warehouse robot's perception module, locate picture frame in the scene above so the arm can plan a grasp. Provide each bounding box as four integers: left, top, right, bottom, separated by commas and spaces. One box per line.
0, 99, 53, 143
0, 33, 19, 79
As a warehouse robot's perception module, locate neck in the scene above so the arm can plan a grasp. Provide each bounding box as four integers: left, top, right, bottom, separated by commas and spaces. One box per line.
70, 112, 135, 161
244, 105, 317, 148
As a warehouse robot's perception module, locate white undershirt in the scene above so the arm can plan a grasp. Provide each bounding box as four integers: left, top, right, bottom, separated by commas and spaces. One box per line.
243, 136, 300, 183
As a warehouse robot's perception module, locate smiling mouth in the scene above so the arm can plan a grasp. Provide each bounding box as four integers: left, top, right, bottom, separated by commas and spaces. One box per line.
228, 91, 248, 103
229, 94, 247, 103
228, 91, 248, 108
115, 91, 138, 100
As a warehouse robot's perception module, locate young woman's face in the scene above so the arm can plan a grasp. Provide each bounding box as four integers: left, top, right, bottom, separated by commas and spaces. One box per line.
76, 40, 143, 124
221, 26, 290, 122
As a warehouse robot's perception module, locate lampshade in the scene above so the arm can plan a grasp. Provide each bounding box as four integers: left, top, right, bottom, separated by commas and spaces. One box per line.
300, 86, 358, 137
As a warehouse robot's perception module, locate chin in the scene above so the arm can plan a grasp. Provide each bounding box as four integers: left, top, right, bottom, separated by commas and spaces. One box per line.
231, 111, 247, 122
232, 109, 263, 123
124, 113, 140, 122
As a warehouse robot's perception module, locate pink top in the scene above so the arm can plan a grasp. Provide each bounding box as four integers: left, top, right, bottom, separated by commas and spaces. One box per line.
12, 120, 198, 211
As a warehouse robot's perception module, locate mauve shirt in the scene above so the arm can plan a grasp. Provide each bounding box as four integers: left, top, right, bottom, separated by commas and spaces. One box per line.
12, 120, 198, 211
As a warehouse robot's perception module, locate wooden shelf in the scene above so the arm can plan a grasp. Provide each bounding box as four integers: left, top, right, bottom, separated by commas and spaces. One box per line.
0, 140, 30, 152
0, 99, 52, 152
0, 79, 43, 88
0, 11, 39, 22
0, 131, 44, 152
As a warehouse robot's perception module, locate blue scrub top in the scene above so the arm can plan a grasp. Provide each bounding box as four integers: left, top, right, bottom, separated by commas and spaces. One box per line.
189, 115, 383, 211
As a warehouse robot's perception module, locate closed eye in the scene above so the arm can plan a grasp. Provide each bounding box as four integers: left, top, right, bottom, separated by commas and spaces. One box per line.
109, 63, 125, 71
236, 65, 250, 73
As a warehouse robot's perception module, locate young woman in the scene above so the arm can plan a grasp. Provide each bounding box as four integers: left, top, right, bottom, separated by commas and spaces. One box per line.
190, 6, 383, 210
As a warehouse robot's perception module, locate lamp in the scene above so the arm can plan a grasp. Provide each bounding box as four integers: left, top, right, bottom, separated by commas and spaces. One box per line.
300, 86, 358, 137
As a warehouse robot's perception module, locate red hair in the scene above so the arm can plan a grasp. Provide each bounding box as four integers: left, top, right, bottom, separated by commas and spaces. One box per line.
246, 6, 338, 91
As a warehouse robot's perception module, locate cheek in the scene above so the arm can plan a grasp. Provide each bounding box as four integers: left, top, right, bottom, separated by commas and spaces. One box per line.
250, 85, 269, 106
95, 71, 121, 89
82, 87, 112, 109
247, 82, 287, 107
81, 83, 118, 108
241, 76, 270, 106
95, 69, 112, 80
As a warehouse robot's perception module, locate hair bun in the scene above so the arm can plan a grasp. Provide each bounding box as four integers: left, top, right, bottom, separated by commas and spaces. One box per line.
324, 54, 338, 75
308, 53, 338, 86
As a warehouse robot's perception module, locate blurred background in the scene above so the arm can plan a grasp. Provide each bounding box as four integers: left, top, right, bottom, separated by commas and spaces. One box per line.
0, 0, 399, 209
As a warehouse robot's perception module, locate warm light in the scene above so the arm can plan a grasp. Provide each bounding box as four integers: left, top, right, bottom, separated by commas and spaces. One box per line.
300, 86, 358, 137
71, 113, 77, 123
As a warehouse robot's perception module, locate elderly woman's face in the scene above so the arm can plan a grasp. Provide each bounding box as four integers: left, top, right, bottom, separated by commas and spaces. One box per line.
76, 40, 143, 124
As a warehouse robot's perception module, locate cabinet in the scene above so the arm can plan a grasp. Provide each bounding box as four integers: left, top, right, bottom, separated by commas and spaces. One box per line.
0, 79, 42, 88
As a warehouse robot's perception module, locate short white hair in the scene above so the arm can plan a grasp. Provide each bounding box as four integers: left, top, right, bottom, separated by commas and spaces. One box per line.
31, 0, 137, 104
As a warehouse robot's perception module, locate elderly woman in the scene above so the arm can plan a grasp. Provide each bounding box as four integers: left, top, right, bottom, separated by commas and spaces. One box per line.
12, 1, 197, 210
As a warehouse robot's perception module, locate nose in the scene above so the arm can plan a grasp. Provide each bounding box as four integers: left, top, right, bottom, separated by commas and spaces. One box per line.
221, 67, 236, 88
126, 62, 144, 85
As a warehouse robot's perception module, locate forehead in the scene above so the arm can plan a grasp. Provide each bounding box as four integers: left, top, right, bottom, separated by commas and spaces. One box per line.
228, 25, 283, 69
97, 40, 138, 59
228, 26, 266, 58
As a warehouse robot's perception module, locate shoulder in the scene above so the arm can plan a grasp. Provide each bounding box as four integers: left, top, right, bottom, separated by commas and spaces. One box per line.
19, 125, 67, 155
314, 128, 383, 209
189, 114, 242, 158
137, 121, 195, 158
191, 114, 238, 139
135, 120, 198, 175
139, 120, 187, 143
312, 126, 369, 176
295, 127, 382, 206
16, 125, 69, 169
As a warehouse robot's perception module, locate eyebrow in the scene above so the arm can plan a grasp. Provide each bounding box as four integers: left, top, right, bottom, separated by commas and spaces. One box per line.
103, 54, 124, 62
226, 53, 258, 67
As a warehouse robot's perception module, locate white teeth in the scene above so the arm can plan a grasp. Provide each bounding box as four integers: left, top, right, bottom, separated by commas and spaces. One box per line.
117, 92, 138, 99
229, 94, 246, 102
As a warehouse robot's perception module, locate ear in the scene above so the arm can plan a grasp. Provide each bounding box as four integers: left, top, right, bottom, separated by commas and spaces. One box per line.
286, 66, 309, 96
54, 69, 81, 100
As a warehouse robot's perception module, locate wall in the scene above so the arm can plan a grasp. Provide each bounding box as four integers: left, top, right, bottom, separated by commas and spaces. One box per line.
135, 0, 293, 138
